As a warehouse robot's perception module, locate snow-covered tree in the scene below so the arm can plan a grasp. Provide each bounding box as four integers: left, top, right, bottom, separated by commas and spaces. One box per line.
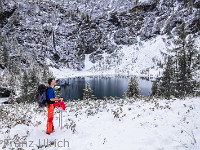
151, 77, 161, 97
20, 70, 29, 103
172, 23, 197, 97
83, 82, 95, 100
0, 33, 9, 68
29, 67, 39, 102
124, 76, 141, 98
152, 22, 199, 98
42, 66, 54, 85
151, 56, 175, 99
8, 73, 16, 103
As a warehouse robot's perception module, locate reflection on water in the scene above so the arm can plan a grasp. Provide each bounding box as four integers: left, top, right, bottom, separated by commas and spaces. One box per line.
59, 76, 153, 101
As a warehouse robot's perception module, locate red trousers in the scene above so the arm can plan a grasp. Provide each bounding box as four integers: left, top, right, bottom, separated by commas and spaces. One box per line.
46, 104, 54, 133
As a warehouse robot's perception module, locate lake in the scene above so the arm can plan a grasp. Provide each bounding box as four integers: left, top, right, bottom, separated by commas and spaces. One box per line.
57, 75, 153, 101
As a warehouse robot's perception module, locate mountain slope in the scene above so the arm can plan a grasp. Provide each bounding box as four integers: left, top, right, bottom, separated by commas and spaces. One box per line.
0, 0, 200, 79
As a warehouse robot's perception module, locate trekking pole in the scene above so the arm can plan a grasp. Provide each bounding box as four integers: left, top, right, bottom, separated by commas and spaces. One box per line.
58, 108, 62, 129
61, 109, 63, 129
58, 97, 63, 129
59, 109, 60, 127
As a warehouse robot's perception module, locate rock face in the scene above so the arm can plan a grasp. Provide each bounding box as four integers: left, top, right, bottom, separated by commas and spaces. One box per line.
0, 0, 199, 71
0, 87, 11, 97
194, 0, 200, 8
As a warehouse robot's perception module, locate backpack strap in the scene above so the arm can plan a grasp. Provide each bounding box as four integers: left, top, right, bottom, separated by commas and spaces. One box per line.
47, 86, 51, 92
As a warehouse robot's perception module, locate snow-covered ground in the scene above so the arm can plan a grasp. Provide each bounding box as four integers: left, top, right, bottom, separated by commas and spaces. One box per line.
0, 97, 8, 103
0, 96, 199, 150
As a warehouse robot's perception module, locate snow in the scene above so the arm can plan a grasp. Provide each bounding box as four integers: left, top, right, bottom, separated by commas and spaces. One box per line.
139, 0, 151, 3
0, 97, 200, 149
49, 34, 200, 81
50, 35, 167, 80
0, 97, 8, 103
84, 54, 94, 71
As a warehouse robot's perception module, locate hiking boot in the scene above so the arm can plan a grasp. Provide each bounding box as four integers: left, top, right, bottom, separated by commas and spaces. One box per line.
46, 131, 51, 135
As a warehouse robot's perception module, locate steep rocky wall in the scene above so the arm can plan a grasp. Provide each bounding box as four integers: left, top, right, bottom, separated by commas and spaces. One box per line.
0, 0, 199, 71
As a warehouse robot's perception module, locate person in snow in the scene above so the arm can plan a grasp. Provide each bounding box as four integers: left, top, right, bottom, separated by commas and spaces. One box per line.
46, 78, 63, 134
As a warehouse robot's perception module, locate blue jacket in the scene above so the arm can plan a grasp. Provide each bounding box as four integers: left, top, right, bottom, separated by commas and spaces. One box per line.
47, 86, 55, 104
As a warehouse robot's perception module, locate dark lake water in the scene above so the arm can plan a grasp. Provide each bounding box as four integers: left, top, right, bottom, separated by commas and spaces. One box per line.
57, 76, 153, 101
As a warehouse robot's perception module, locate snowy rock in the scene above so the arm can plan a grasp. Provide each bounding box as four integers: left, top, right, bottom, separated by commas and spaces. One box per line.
0, 0, 199, 79
0, 86, 11, 97
194, 0, 200, 8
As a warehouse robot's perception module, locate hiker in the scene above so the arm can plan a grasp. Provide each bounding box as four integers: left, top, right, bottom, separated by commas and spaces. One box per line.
46, 78, 63, 134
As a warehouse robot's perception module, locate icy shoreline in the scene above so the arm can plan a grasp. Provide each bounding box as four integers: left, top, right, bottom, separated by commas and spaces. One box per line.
49, 66, 158, 80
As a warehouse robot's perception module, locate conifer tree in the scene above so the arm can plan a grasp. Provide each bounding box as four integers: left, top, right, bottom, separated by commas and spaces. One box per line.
83, 82, 95, 100
152, 22, 198, 98
42, 66, 54, 84
172, 23, 196, 97
2, 45, 9, 68
151, 77, 161, 97
151, 56, 175, 99
29, 67, 39, 102
8, 73, 16, 103
21, 70, 29, 103
0, 34, 9, 68
124, 76, 141, 98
